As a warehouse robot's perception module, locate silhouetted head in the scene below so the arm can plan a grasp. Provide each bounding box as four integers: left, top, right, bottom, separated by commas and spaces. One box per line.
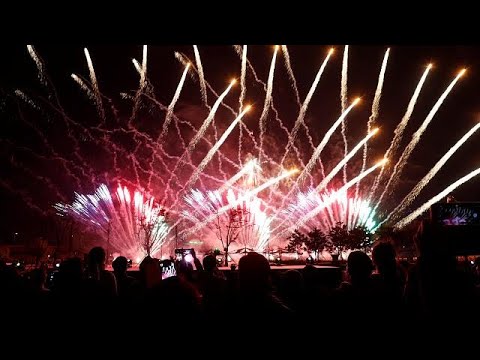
29, 268, 47, 289
372, 241, 397, 276
347, 250, 373, 284
302, 264, 317, 283
147, 276, 201, 322
414, 219, 455, 270
238, 252, 271, 294
203, 254, 217, 272
112, 256, 128, 275
281, 269, 304, 292
88, 247, 106, 268
56, 257, 83, 289
139, 256, 162, 288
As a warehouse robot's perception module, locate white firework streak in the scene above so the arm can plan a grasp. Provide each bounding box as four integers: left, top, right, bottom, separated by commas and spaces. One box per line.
193, 45, 208, 105
161, 81, 236, 199
274, 159, 387, 238
128, 46, 149, 128
280, 48, 334, 167
83, 48, 106, 122
315, 128, 379, 192
356, 48, 390, 198
55, 184, 169, 262
374, 69, 466, 212
239, 45, 247, 111
341, 45, 349, 184
26, 45, 102, 189
14, 90, 40, 110
297, 98, 360, 184
393, 166, 480, 230
369, 64, 432, 199
259, 46, 279, 160
132, 58, 142, 74
281, 45, 302, 105
218, 158, 261, 192
159, 63, 190, 141
238, 45, 247, 165
185, 80, 236, 154
141, 44, 148, 87
183, 189, 272, 252
71, 74, 96, 101
145, 63, 191, 191
27, 45, 47, 86
386, 121, 480, 223
183, 106, 251, 191
274, 84, 353, 216
179, 168, 298, 238
177, 49, 280, 170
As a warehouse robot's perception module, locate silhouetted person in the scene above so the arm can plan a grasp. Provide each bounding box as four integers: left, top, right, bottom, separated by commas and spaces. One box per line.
1, 262, 26, 320
139, 256, 162, 292
372, 241, 405, 314
198, 254, 228, 322
49, 257, 88, 321
143, 274, 202, 333
84, 247, 117, 302
333, 250, 381, 326
278, 269, 306, 314
27, 268, 50, 294
113, 256, 140, 302
404, 220, 478, 322
236, 252, 293, 327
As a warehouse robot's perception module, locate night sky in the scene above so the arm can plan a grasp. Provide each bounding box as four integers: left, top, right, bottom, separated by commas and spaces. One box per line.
1, 45, 480, 242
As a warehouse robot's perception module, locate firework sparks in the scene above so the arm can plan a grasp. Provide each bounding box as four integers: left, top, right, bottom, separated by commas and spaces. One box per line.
394, 166, 480, 230
316, 128, 379, 192
341, 45, 349, 184
298, 98, 361, 184
6, 45, 480, 257
259, 46, 279, 160
55, 184, 169, 261
281, 48, 334, 167
374, 68, 466, 211
386, 121, 480, 222
370, 63, 433, 199
357, 48, 390, 198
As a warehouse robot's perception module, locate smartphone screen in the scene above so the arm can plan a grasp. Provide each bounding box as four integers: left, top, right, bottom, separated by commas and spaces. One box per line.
434, 203, 480, 226
160, 260, 176, 280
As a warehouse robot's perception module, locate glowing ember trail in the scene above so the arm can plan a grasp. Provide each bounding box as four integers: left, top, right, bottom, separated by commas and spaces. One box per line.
297, 98, 360, 184
184, 106, 251, 191
357, 48, 390, 197
374, 68, 466, 211
316, 128, 379, 192
387, 121, 480, 223
193, 45, 208, 105
83, 48, 105, 122
159, 63, 191, 141
281, 48, 334, 166
394, 166, 480, 230
341, 45, 349, 184
370, 64, 433, 198
259, 46, 279, 160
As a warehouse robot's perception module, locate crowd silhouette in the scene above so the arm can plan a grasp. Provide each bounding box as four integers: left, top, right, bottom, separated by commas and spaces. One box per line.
2, 219, 480, 345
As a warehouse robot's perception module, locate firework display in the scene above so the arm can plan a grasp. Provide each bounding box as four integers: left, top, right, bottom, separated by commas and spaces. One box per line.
55, 184, 168, 262
4, 45, 480, 257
